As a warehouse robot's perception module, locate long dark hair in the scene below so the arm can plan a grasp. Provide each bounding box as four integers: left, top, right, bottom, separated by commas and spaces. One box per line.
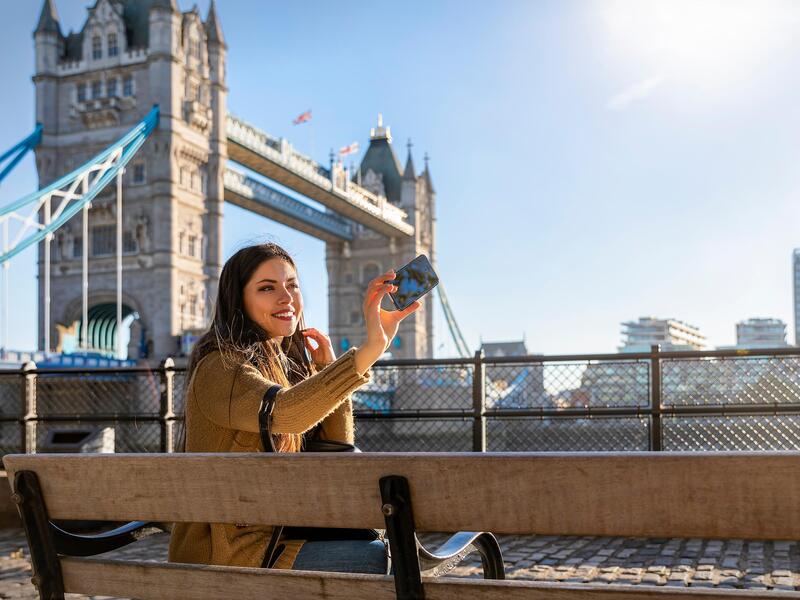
185, 243, 315, 452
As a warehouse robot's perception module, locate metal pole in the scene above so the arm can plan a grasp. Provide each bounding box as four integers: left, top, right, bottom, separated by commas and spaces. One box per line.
650, 344, 662, 451
81, 179, 89, 351
21, 361, 37, 453
44, 195, 51, 354
159, 358, 175, 452
116, 169, 123, 358
472, 349, 486, 452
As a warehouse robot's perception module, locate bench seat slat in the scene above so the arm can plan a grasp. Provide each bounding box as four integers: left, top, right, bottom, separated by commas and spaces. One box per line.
5, 452, 800, 539
61, 558, 800, 600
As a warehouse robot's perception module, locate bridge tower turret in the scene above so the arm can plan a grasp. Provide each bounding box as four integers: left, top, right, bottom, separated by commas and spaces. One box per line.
326, 117, 436, 359
32, 0, 227, 361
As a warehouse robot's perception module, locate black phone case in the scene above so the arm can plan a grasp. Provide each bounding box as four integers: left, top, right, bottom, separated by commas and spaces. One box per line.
389, 254, 439, 311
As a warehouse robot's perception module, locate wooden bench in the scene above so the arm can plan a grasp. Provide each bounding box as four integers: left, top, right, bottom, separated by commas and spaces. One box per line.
4, 452, 800, 599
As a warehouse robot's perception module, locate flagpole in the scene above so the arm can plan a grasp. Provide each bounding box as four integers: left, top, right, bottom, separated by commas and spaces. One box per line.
310, 120, 316, 162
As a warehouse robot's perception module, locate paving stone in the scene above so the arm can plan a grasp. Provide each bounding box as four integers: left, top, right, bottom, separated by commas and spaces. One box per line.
0, 529, 798, 596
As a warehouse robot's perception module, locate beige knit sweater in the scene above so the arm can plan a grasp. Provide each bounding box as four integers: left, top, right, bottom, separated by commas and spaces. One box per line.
168, 346, 370, 569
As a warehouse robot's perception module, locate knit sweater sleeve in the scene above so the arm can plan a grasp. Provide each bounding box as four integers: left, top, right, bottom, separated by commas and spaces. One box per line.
192, 347, 369, 435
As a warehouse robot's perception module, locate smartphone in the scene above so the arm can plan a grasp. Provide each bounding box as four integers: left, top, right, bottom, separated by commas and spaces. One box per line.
388, 254, 439, 311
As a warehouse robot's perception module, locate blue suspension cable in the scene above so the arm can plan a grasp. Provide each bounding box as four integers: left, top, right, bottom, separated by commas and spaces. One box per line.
0, 106, 159, 264
0, 124, 42, 184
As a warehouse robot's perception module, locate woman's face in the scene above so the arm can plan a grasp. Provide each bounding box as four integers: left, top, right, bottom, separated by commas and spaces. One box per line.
243, 258, 303, 340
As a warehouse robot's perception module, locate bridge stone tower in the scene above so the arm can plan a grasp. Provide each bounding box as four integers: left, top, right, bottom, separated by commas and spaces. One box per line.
32, 0, 226, 360
326, 117, 436, 359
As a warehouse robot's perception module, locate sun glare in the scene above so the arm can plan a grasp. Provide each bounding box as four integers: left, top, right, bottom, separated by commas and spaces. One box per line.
598, 0, 797, 90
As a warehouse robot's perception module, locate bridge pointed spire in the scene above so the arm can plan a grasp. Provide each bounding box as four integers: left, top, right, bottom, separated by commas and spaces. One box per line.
35, 0, 61, 36
403, 139, 416, 181
205, 0, 225, 46
423, 152, 435, 193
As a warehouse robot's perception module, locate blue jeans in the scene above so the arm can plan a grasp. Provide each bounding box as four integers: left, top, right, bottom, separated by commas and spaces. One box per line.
291, 539, 390, 574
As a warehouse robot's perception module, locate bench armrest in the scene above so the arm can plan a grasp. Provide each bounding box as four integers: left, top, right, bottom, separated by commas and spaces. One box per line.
52, 521, 166, 557
416, 531, 504, 579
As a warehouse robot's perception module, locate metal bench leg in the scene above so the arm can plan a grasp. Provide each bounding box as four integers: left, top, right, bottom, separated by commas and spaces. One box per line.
380, 475, 424, 600
13, 470, 65, 600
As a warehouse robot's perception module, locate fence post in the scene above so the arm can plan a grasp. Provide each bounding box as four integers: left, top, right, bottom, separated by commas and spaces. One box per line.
472, 350, 486, 452
159, 357, 175, 453
649, 344, 662, 451
21, 361, 37, 453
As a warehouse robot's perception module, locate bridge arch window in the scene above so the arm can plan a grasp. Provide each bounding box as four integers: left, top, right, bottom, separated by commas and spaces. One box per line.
76, 83, 86, 102
107, 33, 118, 57
91, 80, 102, 99
362, 263, 381, 285
123, 230, 137, 254
72, 236, 83, 258
132, 162, 146, 185
190, 36, 201, 61
106, 78, 117, 98
123, 75, 133, 97
92, 35, 102, 60
92, 225, 116, 256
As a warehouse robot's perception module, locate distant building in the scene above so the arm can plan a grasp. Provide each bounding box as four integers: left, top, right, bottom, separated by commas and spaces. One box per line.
479, 340, 546, 409
480, 340, 528, 357
734, 318, 788, 349
620, 317, 707, 352
794, 249, 800, 345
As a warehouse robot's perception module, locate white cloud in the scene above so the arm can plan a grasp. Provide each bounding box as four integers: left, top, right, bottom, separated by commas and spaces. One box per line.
607, 75, 665, 110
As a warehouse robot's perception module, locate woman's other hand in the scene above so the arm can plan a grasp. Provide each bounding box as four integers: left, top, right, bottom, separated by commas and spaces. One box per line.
301, 327, 336, 366
354, 269, 421, 375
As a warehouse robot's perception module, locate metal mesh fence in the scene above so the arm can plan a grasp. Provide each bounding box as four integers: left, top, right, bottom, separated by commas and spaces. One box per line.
662, 356, 800, 406
352, 364, 474, 412
35, 371, 160, 416
487, 417, 649, 451
663, 415, 800, 451
0, 422, 22, 455
173, 371, 188, 418
34, 419, 162, 453
355, 418, 473, 452
486, 360, 650, 409
0, 374, 21, 417
3, 348, 800, 455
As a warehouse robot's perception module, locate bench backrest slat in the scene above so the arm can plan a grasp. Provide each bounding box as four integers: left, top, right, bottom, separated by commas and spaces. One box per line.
5, 452, 800, 539
62, 557, 800, 600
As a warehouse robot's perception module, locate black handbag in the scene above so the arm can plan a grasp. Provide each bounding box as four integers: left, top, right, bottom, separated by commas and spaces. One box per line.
258, 385, 382, 568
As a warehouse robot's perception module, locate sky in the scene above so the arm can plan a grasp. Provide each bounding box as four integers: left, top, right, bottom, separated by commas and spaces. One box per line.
2, 0, 800, 356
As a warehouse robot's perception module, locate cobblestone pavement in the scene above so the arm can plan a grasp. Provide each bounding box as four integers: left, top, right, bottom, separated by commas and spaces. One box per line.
0, 528, 798, 598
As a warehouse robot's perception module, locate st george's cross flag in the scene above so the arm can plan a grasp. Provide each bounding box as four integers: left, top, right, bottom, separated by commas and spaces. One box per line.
339, 142, 359, 156
293, 110, 312, 125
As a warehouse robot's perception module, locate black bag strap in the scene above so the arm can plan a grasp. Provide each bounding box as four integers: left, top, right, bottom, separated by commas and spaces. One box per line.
259, 384, 282, 453
259, 384, 284, 568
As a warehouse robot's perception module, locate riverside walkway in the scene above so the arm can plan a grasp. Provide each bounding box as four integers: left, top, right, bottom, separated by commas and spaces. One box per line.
0, 529, 797, 598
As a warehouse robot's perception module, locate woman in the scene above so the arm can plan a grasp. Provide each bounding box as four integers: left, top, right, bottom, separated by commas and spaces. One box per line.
168, 243, 419, 573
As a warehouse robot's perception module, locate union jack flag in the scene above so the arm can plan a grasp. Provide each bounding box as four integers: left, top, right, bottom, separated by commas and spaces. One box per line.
292, 110, 312, 125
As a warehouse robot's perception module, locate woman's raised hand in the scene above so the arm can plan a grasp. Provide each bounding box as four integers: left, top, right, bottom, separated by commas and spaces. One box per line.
301, 327, 336, 367
354, 269, 421, 376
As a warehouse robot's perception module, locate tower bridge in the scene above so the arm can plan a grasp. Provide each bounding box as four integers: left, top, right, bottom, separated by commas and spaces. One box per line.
0, 0, 465, 363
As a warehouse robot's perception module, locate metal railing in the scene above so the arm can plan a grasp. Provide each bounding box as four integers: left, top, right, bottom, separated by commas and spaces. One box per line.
3, 345, 800, 454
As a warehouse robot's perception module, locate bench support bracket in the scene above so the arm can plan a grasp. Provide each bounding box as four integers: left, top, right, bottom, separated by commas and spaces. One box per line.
13, 470, 65, 600
380, 475, 424, 600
